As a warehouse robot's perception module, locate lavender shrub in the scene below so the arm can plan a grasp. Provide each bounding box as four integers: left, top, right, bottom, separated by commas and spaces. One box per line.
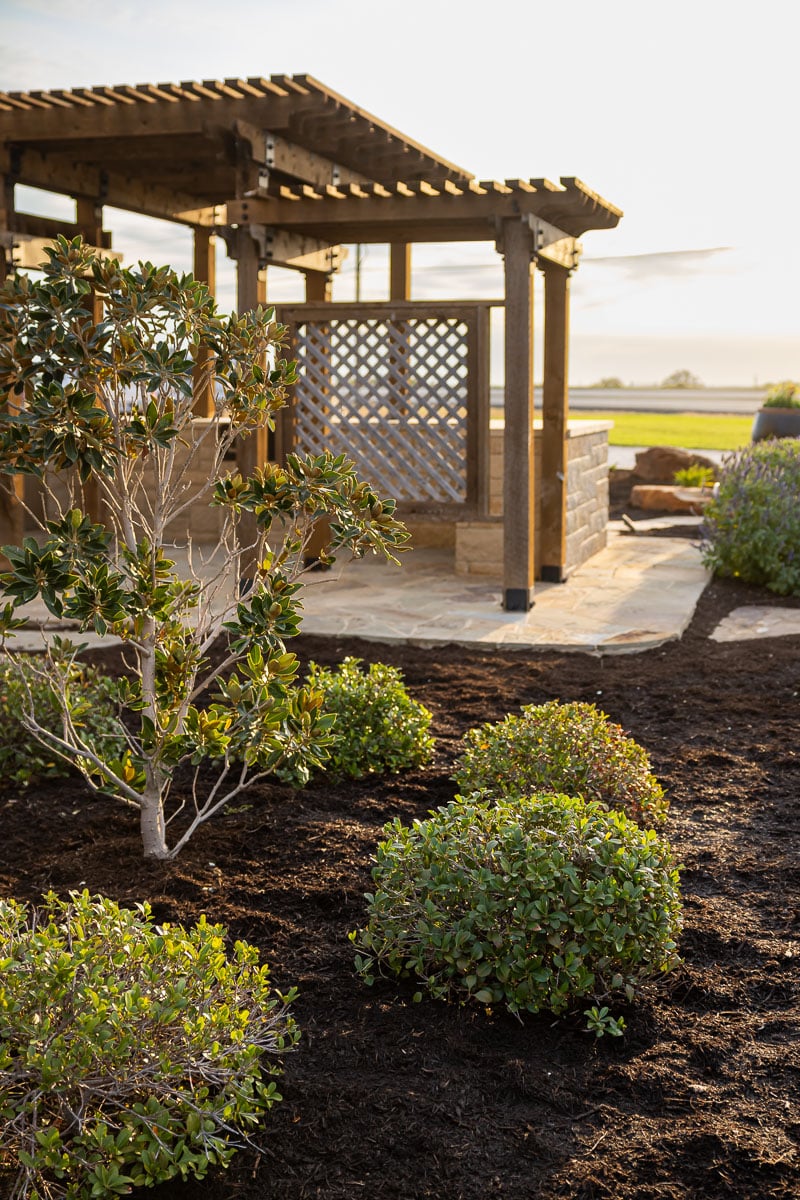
700, 439, 800, 594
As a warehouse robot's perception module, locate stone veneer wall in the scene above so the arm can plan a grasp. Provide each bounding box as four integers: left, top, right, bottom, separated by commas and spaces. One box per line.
453, 419, 611, 578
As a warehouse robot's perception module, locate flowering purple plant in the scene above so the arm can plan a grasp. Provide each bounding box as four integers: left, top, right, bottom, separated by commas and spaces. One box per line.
700, 440, 800, 594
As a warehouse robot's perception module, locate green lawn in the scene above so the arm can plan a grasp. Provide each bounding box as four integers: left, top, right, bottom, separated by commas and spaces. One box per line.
574, 411, 753, 451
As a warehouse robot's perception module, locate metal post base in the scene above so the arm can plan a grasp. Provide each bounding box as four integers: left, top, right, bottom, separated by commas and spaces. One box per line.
539, 564, 567, 583
503, 587, 535, 612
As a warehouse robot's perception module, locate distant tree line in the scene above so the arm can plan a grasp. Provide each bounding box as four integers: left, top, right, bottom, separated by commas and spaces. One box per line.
589, 370, 704, 390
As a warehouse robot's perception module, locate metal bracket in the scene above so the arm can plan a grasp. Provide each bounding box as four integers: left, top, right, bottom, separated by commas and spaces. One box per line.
244, 168, 271, 199
264, 133, 275, 170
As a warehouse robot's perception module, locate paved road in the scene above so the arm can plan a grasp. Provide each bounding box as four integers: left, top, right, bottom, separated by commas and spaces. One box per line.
491, 386, 764, 415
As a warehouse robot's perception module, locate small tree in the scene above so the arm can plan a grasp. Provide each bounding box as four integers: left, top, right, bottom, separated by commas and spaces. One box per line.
591, 376, 625, 389
660, 368, 702, 389
0, 238, 407, 858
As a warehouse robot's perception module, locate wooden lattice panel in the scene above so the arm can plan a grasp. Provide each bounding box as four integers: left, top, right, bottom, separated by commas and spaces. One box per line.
290, 315, 471, 503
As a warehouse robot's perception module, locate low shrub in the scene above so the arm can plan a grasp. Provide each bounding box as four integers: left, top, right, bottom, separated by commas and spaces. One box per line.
673, 464, 715, 488
453, 700, 666, 826
351, 793, 682, 1034
0, 891, 298, 1200
281, 657, 434, 783
0, 654, 123, 790
700, 439, 800, 594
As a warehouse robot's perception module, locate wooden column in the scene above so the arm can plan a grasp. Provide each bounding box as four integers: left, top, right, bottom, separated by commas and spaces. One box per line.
192, 227, 216, 417
304, 270, 332, 302
539, 261, 570, 582
0, 171, 12, 283
390, 243, 411, 300
75, 198, 106, 525
0, 172, 23, 553
302, 269, 332, 561
500, 218, 536, 611
235, 229, 268, 577
236, 228, 268, 477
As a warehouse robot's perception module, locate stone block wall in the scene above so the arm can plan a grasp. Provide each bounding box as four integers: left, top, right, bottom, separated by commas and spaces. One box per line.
454, 419, 611, 578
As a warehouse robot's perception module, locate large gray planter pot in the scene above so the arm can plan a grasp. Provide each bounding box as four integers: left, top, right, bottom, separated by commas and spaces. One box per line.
751, 407, 800, 442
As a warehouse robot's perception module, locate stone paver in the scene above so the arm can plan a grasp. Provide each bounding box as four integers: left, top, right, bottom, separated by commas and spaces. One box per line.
298, 532, 708, 654
5, 530, 710, 657
710, 605, 800, 643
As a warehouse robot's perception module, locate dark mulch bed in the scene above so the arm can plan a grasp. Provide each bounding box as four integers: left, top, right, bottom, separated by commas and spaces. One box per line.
2, 576, 799, 1199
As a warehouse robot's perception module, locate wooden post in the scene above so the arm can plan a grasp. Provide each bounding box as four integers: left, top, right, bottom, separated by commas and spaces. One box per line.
304, 270, 332, 302
192, 227, 216, 417
75, 198, 106, 526
0, 170, 12, 283
0, 175, 25, 552
236, 227, 267, 478
235, 229, 268, 576
500, 218, 536, 611
389, 243, 411, 300
302, 270, 332, 561
539, 261, 570, 581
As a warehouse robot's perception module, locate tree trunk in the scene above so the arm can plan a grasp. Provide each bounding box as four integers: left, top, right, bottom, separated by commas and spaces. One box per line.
140, 791, 169, 859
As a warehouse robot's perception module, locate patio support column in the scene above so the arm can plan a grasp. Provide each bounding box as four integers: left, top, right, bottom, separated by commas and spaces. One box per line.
304, 270, 332, 302
192, 227, 216, 417
500, 217, 536, 611
302, 268, 333, 560
390, 243, 411, 300
539, 260, 570, 582
75, 196, 106, 526
0, 171, 23, 555
235, 228, 268, 575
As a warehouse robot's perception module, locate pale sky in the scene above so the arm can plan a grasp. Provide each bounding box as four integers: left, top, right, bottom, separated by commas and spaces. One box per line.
1, 0, 797, 386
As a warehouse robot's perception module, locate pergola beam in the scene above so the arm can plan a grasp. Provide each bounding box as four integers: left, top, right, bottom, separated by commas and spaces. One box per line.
226, 187, 610, 243
2, 145, 219, 226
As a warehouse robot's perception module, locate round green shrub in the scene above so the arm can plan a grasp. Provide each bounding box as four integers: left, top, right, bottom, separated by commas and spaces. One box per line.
701, 439, 800, 594
0, 655, 124, 790
453, 700, 666, 826
351, 793, 682, 1033
282, 656, 434, 783
0, 891, 298, 1200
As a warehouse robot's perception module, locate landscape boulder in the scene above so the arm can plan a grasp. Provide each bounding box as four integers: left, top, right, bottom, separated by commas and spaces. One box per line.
633, 446, 718, 483
629, 484, 714, 513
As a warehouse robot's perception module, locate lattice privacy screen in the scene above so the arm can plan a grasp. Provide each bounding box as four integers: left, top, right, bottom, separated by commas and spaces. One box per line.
288, 314, 470, 503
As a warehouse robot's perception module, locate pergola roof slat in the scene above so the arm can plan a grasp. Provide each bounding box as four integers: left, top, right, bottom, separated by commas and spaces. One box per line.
33, 89, 77, 108
92, 86, 136, 105
201, 79, 247, 100
7, 91, 53, 109
137, 83, 180, 103
246, 77, 291, 97
74, 87, 114, 107
119, 85, 158, 104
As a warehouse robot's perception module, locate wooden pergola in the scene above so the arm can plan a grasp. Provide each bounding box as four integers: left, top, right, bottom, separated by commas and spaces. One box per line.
0, 74, 621, 610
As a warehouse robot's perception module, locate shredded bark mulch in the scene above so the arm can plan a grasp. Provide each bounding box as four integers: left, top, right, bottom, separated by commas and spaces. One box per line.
1, 575, 798, 1199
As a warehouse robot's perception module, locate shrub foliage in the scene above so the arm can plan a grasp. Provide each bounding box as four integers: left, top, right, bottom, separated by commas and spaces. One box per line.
701, 439, 800, 594
0, 653, 123, 790
351, 794, 682, 1034
283, 657, 434, 783
0, 891, 298, 1200
453, 700, 666, 826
